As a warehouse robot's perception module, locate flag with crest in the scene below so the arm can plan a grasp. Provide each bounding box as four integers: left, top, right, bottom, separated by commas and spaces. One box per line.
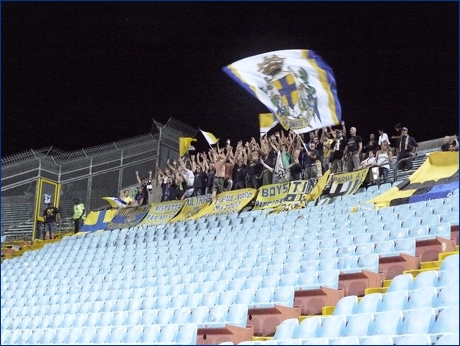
224, 49, 341, 133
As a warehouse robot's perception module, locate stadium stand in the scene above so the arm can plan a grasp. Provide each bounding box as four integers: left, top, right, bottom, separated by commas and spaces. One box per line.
1, 136, 458, 345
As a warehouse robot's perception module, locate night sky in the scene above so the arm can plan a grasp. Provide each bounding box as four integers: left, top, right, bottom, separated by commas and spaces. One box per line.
2, 2, 458, 157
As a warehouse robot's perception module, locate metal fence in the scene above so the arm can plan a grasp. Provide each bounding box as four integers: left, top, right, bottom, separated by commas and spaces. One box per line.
1, 117, 197, 241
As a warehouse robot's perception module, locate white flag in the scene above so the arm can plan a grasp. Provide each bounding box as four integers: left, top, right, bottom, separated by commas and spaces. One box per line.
200, 129, 219, 145
224, 49, 342, 134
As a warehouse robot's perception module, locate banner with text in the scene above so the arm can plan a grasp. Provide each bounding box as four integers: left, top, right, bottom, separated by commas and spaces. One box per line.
140, 200, 185, 226
319, 168, 369, 205
105, 205, 150, 230
170, 194, 212, 222
188, 188, 257, 220
271, 178, 319, 212
253, 182, 290, 210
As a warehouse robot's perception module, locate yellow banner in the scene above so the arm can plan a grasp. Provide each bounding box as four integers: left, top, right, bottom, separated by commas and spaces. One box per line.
269, 179, 320, 212
170, 194, 212, 222
253, 182, 290, 210
140, 200, 185, 226
188, 188, 257, 220
320, 168, 369, 205
370, 152, 459, 208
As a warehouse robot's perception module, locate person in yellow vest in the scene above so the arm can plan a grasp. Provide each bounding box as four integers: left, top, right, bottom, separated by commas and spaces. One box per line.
73, 198, 86, 234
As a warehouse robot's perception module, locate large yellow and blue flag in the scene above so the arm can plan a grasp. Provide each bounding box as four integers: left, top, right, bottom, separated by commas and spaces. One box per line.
223, 49, 342, 133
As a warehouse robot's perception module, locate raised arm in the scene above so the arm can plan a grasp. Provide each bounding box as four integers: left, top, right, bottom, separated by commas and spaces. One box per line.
341, 120, 346, 135
135, 171, 142, 184
190, 155, 197, 172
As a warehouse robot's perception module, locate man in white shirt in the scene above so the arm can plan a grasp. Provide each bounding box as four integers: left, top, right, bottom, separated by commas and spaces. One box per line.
378, 128, 390, 147
179, 165, 196, 199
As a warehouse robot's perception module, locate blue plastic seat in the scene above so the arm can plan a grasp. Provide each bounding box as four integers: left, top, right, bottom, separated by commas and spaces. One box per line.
435, 333, 460, 345
36, 329, 55, 344
318, 258, 338, 271
357, 254, 380, 272
392, 238, 416, 256
396, 334, 431, 345
429, 305, 460, 340
329, 336, 360, 345
361, 335, 393, 345
387, 273, 413, 292
384, 220, 403, 231
218, 291, 236, 306
441, 211, 459, 225
226, 304, 249, 328
353, 233, 371, 245
343, 313, 374, 338
412, 270, 438, 290
138, 325, 160, 345
295, 271, 318, 290
374, 240, 396, 257
175, 324, 198, 345
333, 295, 358, 316
439, 253, 459, 270
260, 275, 280, 289
398, 307, 435, 337
355, 243, 375, 256
338, 256, 359, 273
272, 318, 299, 341
336, 236, 353, 247
282, 262, 300, 275
435, 284, 459, 309
368, 310, 403, 336
293, 316, 322, 340
155, 308, 174, 325
279, 273, 298, 287
406, 287, 438, 310
379, 290, 408, 312
156, 324, 179, 344
437, 269, 459, 288
271, 286, 295, 307
235, 289, 254, 305
138, 325, 160, 344
317, 315, 347, 338
189, 306, 209, 326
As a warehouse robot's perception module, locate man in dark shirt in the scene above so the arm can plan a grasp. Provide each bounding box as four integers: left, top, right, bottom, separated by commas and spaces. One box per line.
304, 142, 320, 179
364, 133, 379, 159
261, 148, 277, 186
161, 177, 179, 201
330, 129, 348, 174
192, 166, 207, 196
43, 202, 61, 240
205, 163, 215, 195
136, 185, 149, 205
233, 157, 247, 190
397, 127, 418, 170
246, 152, 263, 189
343, 126, 363, 172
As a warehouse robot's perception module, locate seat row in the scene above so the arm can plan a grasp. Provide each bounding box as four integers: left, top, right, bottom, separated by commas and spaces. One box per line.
1, 323, 197, 345
2, 271, 339, 309
2, 304, 248, 331
234, 308, 458, 344
1, 286, 294, 319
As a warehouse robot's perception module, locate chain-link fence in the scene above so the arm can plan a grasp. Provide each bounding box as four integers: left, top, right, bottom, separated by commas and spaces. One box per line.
1, 117, 197, 241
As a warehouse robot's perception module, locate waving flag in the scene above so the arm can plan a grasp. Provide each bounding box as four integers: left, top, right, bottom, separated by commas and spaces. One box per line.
200, 129, 219, 145
259, 113, 277, 136
223, 49, 341, 133
179, 137, 197, 156
102, 197, 127, 209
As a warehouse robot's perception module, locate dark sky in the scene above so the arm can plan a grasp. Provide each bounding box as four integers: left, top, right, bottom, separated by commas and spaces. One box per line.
2, 2, 458, 157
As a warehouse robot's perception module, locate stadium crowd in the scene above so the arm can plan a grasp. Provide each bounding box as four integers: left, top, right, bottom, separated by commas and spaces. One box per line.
127, 122, 458, 204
